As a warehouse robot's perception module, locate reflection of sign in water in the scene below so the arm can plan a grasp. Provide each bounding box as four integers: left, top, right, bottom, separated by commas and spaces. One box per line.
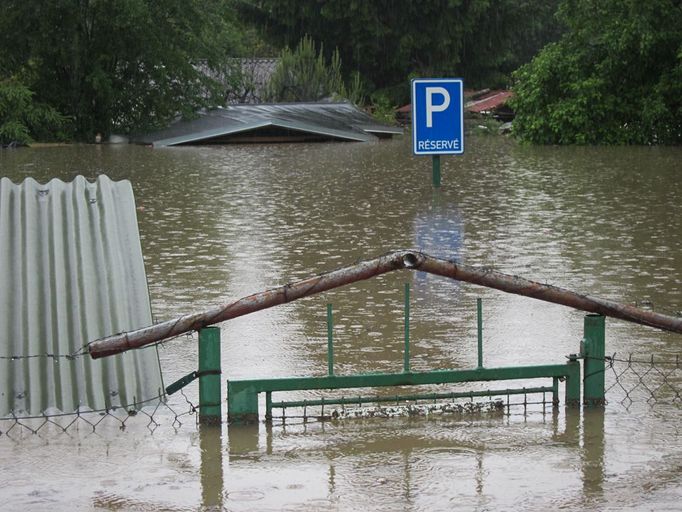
414, 200, 463, 285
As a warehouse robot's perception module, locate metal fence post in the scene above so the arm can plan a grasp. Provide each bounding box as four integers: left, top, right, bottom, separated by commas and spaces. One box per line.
477, 298, 484, 368
566, 355, 582, 407
199, 326, 222, 424
583, 313, 606, 406
227, 382, 259, 424
327, 303, 334, 376
404, 282, 411, 373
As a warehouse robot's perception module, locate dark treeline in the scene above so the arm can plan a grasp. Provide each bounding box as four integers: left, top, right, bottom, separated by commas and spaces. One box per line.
0, 0, 242, 142
236, 0, 562, 102
1, 0, 680, 145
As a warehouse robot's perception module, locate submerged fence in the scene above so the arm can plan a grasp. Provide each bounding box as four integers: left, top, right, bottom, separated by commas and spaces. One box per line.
2, 350, 681, 436
2, 250, 681, 435
0, 332, 202, 436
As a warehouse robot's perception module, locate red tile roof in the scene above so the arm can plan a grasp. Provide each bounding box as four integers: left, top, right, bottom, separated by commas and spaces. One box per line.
396, 89, 513, 115
465, 90, 513, 113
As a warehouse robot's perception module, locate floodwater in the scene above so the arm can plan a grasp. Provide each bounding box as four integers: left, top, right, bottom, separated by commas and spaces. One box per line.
0, 135, 681, 511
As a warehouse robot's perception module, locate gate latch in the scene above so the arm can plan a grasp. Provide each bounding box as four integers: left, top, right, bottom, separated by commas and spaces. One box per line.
165, 369, 221, 395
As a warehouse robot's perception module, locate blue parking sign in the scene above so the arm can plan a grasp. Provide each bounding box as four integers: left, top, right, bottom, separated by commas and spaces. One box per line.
412, 78, 464, 155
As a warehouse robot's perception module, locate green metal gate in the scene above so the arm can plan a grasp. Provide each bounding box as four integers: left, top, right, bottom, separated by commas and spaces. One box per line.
224, 294, 603, 424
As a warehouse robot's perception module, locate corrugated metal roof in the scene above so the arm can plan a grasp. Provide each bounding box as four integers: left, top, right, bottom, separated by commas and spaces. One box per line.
465, 90, 513, 113
133, 102, 403, 147
397, 90, 514, 117
0, 175, 163, 417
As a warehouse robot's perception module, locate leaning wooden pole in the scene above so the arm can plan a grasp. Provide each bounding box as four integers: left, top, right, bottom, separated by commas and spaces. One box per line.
90, 251, 412, 359
413, 254, 682, 334
89, 250, 682, 359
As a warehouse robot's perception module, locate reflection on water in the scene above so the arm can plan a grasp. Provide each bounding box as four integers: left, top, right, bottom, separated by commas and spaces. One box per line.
223, 408, 605, 511
200, 426, 223, 510
413, 190, 463, 294
582, 409, 605, 498
0, 137, 681, 510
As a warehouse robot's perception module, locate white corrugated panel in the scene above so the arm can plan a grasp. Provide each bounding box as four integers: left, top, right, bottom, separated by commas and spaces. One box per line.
0, 175, 163, 417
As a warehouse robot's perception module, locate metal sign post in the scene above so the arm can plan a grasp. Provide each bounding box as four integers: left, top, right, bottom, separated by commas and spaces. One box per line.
411, 78, 464, 187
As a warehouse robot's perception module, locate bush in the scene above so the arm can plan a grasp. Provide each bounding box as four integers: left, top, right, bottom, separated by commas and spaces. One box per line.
511, 0, 682, 145
369, 93, 395, 124
0, 79, 66, 145
265, 36, 363, 104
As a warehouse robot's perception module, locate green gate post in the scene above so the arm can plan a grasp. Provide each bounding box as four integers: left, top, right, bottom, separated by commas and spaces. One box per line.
477, 298, 483, 369
432, 155, 441, 188
327, 303, 334, 376
566, 355, 582, 407
582, 313, 606, 406
404, 282, 410, 373
199, 327, 222, 425
227, 382, 259, 424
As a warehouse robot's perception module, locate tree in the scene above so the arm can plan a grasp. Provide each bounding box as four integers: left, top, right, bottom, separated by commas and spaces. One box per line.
0, 0, 244, 140
511, 0, 682, 145
235, 0, 562, 104
265, 36, 363, 103
0, 79, 67, 146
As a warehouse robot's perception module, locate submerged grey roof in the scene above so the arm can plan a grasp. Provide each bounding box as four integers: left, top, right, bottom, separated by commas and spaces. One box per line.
134, 102, 403, 147
0, 176, 163, 417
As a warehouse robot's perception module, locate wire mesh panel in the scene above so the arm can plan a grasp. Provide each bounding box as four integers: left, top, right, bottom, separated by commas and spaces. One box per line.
603, 354, 682, 406
266, 386, 557, 425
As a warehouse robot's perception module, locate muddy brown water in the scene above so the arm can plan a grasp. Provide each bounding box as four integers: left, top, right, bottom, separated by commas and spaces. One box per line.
0, 136, 681, 511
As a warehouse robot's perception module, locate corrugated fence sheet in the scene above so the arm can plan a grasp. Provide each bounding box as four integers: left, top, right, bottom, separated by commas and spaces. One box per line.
0, 175, 163, 417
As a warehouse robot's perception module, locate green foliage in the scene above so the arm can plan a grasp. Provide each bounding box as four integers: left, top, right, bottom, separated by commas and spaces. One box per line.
265, 36, 364, 104
469, 117, 503, 136
0, 79, 66, 145
237, 0, 562, 104
344, 72, 365, 107
0, 0, 244, 140
512, 0, 682, 145
369, 94, 396, 125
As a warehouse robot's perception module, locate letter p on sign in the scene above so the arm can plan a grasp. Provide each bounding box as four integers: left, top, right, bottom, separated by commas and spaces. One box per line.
425, 87, 450, 128
412, 78, 464, 155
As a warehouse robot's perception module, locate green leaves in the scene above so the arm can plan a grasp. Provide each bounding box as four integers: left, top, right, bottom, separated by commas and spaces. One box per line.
265, 36, 364, 104
0, 79, 66, 146
513, 0, 682, 145
0, 0, 244, 140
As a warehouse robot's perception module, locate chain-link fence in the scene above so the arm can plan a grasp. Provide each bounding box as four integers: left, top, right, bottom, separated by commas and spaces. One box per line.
602, 353, 682, 406
0, 333, 202, 437
3, 347, 682, 436
0, 391, 199, 437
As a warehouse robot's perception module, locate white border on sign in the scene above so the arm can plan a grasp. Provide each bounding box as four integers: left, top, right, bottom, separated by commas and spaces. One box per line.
411, 78, 465, 155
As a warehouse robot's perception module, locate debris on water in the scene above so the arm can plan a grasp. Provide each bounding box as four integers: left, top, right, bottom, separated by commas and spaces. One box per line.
325, 399, 505, 420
